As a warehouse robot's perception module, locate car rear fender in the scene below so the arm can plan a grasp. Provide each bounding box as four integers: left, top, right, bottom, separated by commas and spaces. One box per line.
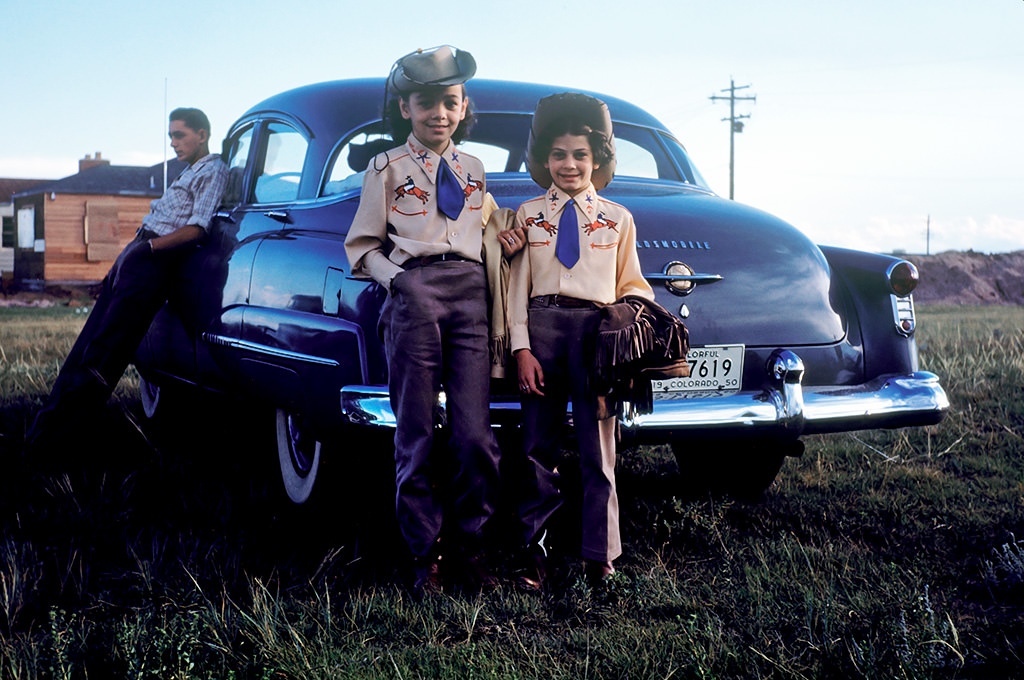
821, 246, 920, 379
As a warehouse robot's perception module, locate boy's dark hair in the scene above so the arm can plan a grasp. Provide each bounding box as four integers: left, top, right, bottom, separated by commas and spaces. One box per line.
529, 119, 614, 168
384, 87, 476, 145
170, 107, 211, 135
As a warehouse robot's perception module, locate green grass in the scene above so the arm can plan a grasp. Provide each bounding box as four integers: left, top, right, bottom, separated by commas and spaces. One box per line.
1, 304, 1022, 679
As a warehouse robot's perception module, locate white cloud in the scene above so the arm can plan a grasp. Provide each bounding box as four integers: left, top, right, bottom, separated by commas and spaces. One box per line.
0, 157, 75, 180
800, 214, 1024, 255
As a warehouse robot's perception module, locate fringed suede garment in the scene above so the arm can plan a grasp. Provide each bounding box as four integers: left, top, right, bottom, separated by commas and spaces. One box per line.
594, 295, 691, 415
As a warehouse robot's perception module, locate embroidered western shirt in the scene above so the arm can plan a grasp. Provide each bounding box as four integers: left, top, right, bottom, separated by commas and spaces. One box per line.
344, 134, 487, 288
508, 183, 653, 352
141, 153, 228, 236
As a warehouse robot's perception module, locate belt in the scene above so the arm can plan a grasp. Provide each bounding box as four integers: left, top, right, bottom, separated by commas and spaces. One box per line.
532, 294, 599, 309
402, 253, 476, 270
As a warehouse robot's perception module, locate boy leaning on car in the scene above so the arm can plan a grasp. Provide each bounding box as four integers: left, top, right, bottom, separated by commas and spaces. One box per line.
343, 45, 503, 597
25, 108, 228, 453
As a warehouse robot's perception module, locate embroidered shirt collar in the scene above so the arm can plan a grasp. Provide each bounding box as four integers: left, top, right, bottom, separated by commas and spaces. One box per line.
545, 183, 597, 221
406, 135, 466, 185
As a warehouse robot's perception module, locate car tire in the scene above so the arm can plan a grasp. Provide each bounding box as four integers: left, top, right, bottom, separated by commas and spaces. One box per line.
275, 408, 322, 505
672, 438, 800, 500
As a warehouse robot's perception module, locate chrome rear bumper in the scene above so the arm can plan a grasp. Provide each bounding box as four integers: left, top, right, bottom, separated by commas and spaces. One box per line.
340, 350, 949, 438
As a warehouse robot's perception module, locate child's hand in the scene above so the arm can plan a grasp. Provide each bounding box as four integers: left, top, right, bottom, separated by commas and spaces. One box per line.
499, 226, 526, 258
515, 349, 545, 396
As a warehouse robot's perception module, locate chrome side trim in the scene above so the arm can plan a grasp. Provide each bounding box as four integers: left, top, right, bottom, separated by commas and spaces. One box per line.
644, 273, 723, 283
203, 333, 340, 367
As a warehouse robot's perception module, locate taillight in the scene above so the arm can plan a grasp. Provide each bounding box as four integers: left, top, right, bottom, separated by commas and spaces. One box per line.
887, 261, 918, 336
887, 261, 919, 297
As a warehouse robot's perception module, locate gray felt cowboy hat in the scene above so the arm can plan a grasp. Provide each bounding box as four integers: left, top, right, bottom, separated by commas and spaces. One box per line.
387, 45, 477, 95
526, 92, 617, 191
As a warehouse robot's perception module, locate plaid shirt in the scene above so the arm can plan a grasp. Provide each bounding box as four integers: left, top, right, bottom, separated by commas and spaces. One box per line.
142, 153, 228, 236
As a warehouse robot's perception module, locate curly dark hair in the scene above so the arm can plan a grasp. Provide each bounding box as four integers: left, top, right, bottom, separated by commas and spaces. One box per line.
530, 120, 613, 168
384, 86, 476, 145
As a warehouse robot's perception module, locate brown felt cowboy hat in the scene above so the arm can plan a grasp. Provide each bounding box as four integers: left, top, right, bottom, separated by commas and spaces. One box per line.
387, 45, 477, 95
526, 92, 616, 191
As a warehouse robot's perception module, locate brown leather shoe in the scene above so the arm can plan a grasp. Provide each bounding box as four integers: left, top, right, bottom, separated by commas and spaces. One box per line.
585, 560, 615, 588
461, 550, 499, 593
516, 550, 547, 591
412, 557, 442, 597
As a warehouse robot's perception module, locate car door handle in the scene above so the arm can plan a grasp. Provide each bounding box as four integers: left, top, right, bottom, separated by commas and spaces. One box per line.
264, 210, 292, 224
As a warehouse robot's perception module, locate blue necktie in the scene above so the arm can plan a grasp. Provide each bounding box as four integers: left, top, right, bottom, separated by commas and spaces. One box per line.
437, 160, 464, 220
556, 199, 580, 268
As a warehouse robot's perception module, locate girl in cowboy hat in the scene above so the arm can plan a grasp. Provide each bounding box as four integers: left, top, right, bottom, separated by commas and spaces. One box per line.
506, 92, 654, 589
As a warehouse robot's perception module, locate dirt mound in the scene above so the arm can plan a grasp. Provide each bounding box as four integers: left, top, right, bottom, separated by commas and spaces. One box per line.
906, 250, 1024, 306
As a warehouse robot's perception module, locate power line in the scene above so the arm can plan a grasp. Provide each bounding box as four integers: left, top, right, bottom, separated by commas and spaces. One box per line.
710, 79, 756, 200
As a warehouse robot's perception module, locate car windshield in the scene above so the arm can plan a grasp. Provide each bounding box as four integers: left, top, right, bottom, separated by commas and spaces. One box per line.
322, 112, 709, 197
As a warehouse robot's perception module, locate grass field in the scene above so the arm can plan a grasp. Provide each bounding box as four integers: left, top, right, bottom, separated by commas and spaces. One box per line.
1, 304, 1022, 679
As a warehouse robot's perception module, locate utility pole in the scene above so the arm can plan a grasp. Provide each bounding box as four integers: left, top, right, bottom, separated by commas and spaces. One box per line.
710, 78, 756, 200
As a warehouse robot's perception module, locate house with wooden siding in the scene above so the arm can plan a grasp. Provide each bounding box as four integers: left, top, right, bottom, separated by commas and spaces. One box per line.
12, 154, 185, 287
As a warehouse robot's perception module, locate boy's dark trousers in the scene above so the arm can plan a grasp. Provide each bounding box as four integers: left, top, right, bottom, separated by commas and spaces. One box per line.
379, 260, 501, 559
27, 230, 184, 446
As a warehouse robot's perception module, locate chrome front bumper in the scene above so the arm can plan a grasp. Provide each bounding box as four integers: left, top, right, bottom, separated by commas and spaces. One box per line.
340, 349, 949, 438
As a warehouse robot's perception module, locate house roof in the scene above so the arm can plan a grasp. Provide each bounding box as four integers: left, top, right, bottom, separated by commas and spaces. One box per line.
1, 178, 49, 203
13, 160, 187, 200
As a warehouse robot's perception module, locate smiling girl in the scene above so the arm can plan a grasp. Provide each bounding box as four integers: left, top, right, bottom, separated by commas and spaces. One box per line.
507, 92, 654, 589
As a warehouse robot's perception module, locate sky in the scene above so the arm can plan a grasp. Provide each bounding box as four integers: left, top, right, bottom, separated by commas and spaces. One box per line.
2, 0, 1022, 255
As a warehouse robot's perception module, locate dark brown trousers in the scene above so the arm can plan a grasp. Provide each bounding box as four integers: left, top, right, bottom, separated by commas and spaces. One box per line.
518, 298, 621, 562
379, 261, 501, 558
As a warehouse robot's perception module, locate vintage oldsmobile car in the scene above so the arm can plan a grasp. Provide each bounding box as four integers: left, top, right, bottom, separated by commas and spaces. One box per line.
134, 78, 949, 503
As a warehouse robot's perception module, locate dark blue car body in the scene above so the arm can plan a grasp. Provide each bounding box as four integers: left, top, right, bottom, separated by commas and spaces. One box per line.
135, 79, 948, 502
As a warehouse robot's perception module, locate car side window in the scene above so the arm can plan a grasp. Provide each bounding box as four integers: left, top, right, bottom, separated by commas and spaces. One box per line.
253, 123, 308, 203
221, 124, 254, 207
322, 132, 395, 197
613, 138, 660, 180
613, 125, 681, 181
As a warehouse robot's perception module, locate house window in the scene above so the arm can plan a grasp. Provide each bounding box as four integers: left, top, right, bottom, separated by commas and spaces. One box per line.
85, 201, 120, 261
2, 216, 13, 248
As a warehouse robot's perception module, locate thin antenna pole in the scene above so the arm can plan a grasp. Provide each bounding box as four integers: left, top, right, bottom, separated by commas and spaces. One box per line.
163, 78, 168, 194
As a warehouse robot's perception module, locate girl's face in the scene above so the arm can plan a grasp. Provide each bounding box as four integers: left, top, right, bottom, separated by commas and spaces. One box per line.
544, 133, 599, 195
399, 86, 468, 153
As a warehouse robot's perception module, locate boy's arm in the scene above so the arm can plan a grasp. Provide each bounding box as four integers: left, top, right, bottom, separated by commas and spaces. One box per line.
344, 166, 404, 289
507, 207, 533, 351
152, 160, 228, 252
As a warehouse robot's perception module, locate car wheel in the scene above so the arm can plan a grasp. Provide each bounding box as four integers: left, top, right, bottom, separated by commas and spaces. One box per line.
275, 409, 322, 504
671, 438, 800, 500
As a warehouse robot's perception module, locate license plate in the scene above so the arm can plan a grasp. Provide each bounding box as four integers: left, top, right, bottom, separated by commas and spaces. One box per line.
651, 344, 744, 398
